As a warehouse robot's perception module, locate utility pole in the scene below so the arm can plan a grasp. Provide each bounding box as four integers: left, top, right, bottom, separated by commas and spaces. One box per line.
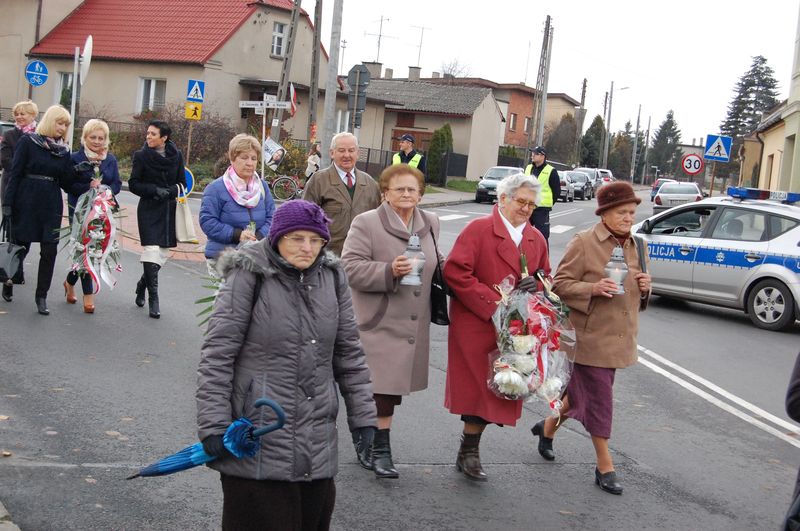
272, 0, 302, 135
602, 81, 614, 168
320, 0, 343, 168
340, 40, 347, 75
527, 15, 553, 154
642, 116, 652, 184
412, 25, 430, 67
573, 78, 587, 164
599, 91, 608, 167
629, 104, 641, 182
308, 0, 323, 143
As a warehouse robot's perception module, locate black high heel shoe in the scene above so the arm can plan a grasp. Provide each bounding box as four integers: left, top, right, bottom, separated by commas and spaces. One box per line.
35, 297, 49, 316
595, 468, 623, 495
531, 420, 555, 461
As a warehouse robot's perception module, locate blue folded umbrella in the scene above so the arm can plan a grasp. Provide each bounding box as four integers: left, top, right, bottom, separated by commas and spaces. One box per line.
127, 398, 285, 479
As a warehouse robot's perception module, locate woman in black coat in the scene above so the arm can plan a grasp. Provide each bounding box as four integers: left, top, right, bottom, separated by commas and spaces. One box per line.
128, 120, 184, 319
2, 105, 74, 315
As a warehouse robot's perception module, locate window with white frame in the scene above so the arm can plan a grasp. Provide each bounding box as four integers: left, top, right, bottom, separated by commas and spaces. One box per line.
508, 113, 517, 131
524, 116, 531, 133
138, 78, 166, 112
271, 22, 286, 56
55, 72, 73, 106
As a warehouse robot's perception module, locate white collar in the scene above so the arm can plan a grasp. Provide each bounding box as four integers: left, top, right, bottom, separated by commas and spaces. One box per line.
498, 208, 526, 246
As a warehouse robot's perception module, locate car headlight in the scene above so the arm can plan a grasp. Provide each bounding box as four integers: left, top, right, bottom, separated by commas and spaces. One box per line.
477, 182, 486, 189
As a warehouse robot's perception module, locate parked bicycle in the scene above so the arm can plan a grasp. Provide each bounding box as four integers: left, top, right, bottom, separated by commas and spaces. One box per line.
269, 175, 303, 201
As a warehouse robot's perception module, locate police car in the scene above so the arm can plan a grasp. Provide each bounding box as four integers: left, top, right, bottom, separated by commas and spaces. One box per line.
633, 187, 800, 331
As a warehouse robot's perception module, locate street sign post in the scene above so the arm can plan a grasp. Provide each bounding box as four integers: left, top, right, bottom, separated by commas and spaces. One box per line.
347, 65, 370, 132
25, 60, 48, 86
704, 134, 732, 162
186, 80, 205, 103
681, 153, 704, 176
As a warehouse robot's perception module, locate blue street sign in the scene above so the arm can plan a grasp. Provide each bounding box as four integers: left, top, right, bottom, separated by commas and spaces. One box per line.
186, 80, 205, 103
704, 134, 733, 162
181, 167, 195, 197
25, 60, 49, 87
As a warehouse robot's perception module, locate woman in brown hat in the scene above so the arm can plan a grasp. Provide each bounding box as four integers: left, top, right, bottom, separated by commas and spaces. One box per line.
531, 181, 651, 495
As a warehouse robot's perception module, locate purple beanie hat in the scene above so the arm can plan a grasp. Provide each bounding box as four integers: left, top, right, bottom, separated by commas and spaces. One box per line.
268, 200, 332, 247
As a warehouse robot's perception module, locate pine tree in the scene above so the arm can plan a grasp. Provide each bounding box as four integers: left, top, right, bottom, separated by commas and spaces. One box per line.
649, 111, 683, 177
718, 55, 780, 180
544, 113, 578, 164
427, 124, 453, 185
580, 115, 605, 167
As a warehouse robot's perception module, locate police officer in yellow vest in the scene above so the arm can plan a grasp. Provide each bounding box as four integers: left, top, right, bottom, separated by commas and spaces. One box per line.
524, 145, 560, 243
392, 133, 426, 178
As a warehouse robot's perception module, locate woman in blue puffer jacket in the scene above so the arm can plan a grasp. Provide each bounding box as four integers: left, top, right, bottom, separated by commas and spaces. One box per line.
199, 134, 275, 277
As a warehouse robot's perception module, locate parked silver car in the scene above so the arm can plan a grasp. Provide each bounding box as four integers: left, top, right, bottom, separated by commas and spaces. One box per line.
475, 166, 524, 203
558, 172, 575, 202
565, 170, 594, 200
653, 181, 703, 213
633, 187, 800, 331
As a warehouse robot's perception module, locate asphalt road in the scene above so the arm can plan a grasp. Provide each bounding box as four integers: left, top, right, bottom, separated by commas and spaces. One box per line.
1, 190, 798, 530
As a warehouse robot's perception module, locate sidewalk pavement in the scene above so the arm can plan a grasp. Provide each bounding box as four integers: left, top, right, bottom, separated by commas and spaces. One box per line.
0, 501, 21, 531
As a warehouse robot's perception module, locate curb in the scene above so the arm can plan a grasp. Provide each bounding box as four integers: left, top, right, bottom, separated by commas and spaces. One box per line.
0, 502, 20, 531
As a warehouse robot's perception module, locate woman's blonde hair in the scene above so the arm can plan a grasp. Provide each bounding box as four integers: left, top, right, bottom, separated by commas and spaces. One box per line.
12, 100, 38, 118
81, 119, 110, 148
228, 134, 261, 163
36, 105, 72, 138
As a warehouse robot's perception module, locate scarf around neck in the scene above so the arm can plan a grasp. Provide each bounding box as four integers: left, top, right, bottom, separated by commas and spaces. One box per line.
17, 121, 37, 135
84, 146, 108, 162
222, 165, 264, 208
29, 133, 69, 157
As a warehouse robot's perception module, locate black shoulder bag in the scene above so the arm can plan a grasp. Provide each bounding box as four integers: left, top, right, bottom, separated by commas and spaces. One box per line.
429, 227, 450, 326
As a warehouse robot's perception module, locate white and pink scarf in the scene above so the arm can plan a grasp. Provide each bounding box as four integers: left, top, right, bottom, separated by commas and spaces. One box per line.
18, 120, 37, 135
222, 165, 264, 208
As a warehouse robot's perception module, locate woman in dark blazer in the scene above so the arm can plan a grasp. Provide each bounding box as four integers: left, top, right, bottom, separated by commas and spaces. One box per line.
2, 105, 74, 315
63, 119, 122, 313
128, 120, 184, 319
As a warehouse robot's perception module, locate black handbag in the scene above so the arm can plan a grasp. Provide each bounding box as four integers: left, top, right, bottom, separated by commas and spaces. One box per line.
429, 227, 450, 326
0, 216, 25, 285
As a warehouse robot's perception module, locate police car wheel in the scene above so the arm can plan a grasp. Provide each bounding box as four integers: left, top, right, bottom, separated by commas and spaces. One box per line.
746, 279, 796, 331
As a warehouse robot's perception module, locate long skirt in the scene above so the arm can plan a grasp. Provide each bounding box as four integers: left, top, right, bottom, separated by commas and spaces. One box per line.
565, 363, 616, 439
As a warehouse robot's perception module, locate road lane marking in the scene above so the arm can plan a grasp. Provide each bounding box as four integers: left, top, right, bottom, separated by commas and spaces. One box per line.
637, 345, 800, 448
437, 214, 469, 221
550, 225, 574, 234
551, 208, 582, 218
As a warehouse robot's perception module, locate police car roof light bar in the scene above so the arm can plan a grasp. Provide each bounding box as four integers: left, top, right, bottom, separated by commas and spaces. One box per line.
726, 186, 800, 205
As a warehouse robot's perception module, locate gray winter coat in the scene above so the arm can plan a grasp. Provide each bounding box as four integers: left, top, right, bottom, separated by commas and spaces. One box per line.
196, 240, 377, 481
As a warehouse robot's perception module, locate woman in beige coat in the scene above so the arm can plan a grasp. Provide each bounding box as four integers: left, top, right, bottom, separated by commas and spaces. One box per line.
533, 182, 651, 495
341, 164, 442, 479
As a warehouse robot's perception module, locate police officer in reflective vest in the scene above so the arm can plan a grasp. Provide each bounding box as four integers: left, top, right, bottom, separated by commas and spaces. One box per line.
392, 133, 427, 178
524, 145, 560, 243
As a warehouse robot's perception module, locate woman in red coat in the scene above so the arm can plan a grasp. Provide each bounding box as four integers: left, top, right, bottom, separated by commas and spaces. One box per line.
443, 173, 550, 481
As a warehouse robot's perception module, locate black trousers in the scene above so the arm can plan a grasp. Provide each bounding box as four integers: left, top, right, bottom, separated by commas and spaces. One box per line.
530, 207, 551, 242
220, 474, 335, 531
66, 270, 94, 295
17, 242, 57, 298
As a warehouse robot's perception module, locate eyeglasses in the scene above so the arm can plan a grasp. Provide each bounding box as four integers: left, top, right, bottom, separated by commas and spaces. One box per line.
388, 187, 419, 195
511, 197, 537, 209
282, 235, 328, 249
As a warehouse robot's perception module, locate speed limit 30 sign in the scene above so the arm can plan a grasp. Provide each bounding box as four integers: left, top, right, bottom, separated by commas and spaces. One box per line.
681, 153, 705, 176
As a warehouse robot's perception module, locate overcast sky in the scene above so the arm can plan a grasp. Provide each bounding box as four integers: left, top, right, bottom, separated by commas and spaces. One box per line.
307, 0, 800, 146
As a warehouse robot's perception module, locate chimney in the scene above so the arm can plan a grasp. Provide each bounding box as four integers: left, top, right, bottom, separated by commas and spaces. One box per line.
443, 73, 454, 80
384, 68, 393, 79
363, 61, 383, 79
408, 66, 421, 81
432, 71, 440, 79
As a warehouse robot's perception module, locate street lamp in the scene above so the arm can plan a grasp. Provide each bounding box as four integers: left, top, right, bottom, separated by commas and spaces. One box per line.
602, 84, 629, 168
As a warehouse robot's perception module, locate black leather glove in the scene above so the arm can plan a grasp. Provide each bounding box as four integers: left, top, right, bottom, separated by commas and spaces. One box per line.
1, 205, 10, 217
73, 160, 94, 172
351, 426, 376, 469
169, 184, 180, 199
201, 434, 232, 459
154, 187, 171, 201
518, 276, 538, 293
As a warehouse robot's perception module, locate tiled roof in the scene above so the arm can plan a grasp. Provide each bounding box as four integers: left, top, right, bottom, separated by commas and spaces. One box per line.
30, 0, 299, 65
364, 79, 492, 116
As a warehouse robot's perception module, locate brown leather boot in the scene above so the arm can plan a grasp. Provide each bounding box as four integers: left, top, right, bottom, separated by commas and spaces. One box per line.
456, 432, 487, 481
83, 293, 95, 314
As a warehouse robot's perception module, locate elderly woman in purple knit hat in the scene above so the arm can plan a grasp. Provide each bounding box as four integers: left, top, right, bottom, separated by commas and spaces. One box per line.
197, 199, 377, 530
531, 181, 651, 496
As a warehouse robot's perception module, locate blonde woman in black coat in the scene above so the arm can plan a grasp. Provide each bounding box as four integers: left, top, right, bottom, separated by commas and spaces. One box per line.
128, 120, 184, 319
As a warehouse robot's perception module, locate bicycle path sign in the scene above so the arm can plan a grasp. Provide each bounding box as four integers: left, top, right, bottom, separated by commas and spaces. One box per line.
704, 134, 732, 162
25, 60, 49, 87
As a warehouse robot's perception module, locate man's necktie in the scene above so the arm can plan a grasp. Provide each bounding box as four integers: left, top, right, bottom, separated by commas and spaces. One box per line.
346, 172, 354, 188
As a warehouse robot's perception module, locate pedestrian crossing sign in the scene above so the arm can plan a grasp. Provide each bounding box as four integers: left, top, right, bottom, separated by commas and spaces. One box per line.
704, 134, 733, 162
185, 102, 202, 120
186, 79, 205, 102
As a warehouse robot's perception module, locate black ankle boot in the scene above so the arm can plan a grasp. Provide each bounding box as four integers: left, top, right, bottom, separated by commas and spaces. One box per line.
531, 420, 555, 461
35, 297, 49, 316
371, 429, 398, 479
134, 274, 146, 308
2, 281, 12, 302
143, 263, 160, 319
456, 432, 487, 481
